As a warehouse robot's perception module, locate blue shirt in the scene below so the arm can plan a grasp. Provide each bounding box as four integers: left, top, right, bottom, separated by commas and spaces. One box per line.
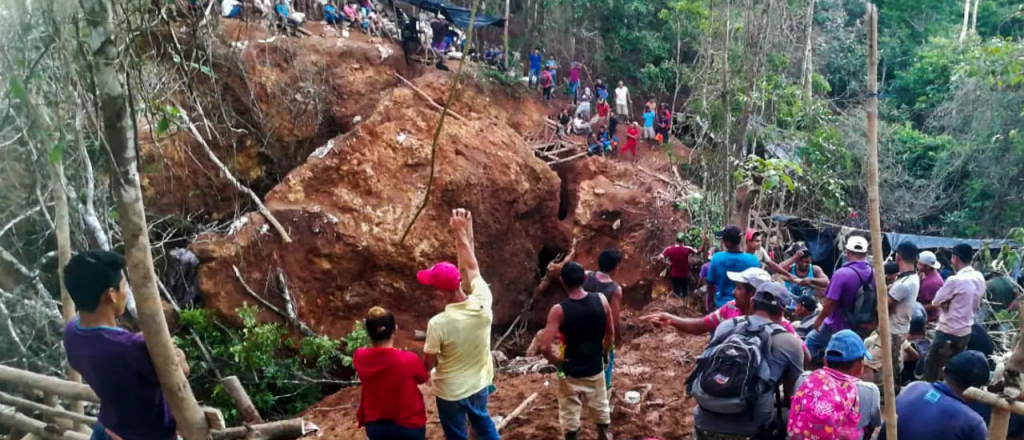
529, 53, 542, 70
325, 4, 337, 16
705, 251, 760, 309
881, 382, 986, 440
643, 110, 655, 127
275, 3, 289, 17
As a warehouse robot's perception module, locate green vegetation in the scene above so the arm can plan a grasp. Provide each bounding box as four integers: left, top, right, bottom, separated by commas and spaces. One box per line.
174, 305, 368, 424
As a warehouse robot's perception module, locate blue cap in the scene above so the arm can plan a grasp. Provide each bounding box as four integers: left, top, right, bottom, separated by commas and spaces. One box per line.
825, 330, 872, 363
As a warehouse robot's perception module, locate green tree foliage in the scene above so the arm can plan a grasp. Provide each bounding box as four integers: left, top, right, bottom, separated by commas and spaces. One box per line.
175, 305, 367, 424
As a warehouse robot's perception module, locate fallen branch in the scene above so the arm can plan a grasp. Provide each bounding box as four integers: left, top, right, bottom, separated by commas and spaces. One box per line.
495, 392, 538, 432
547, 151, 588, 166
493, 314, 522, 350
0, 407, 89, 440
182, 118, 292, 243
0, 367, 98, 403
220, 376, 263, 424
209, 419, 317, 440
231, 266, 316, 337
0, 393, 96, 426
393, 74, 468, 122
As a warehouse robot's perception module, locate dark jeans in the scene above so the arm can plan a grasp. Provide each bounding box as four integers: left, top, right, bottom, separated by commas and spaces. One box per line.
365, 420, 426, 440
436, 387, 500, 440
923, 330, 971, 382
543, 86, 553, 101
670, 276, 690, 298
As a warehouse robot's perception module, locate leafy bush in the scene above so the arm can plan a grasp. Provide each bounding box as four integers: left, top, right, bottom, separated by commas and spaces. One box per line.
175, 304, 367, 423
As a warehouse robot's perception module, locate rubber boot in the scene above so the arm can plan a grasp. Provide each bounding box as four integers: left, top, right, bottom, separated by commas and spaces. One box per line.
564, 430, 580, 440
597, 423, 612, 440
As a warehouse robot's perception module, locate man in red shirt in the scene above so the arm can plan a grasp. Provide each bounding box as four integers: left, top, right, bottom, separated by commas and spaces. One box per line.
540, 66, 554, 103
662, 232, 698, 299
622, 122, 639, 157
596, 99, 611, 125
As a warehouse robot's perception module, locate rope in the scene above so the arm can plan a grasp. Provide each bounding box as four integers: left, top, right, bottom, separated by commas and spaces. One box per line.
398, 2, 484, 245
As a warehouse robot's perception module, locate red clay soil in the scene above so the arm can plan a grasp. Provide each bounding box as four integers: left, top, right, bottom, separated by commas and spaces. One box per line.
303, 295, 706, 440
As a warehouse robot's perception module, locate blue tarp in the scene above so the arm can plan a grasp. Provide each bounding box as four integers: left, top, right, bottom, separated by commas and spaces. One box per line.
772, 215, 1016, 251
400, 0, 504, 29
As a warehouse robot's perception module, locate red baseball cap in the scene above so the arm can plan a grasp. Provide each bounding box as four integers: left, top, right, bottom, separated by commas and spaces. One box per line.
745, 229, 761, 241
416, 262, 461, 291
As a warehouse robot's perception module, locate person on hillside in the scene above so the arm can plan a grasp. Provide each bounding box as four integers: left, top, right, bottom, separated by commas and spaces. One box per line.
655, 103, 671, 144
881, 351, 990, 440
614, 81, 631, 119
572, 115, 591, 136
706, 225, 761, 309
354, 307, 429, 440
541, 66, 554, 103
63, 251, 187, 440
583, 250, 624, 389
568, 62, 582, 103
642, 106, 656, 145
596, 99, 611, 125
691, 282, 804, 440
324, 0, 342, 24
575, 97, 592, 120
788, 330, 882, 440
745, 229, 798, 280
985, 261, 1017, 313
887, 242, 921, 392
644, 268, 801, 337
595, 79, 608, 102
791, 293, 819, 339
221, 0, 243, 18
607, 111, 620, 142
917, 250, 944, 322
343, 2, 359, 23
622, 122, 639, 157
698, 247, 718, 313
539, 262, 614, 440
419, 209, 500, 440
662, 232, 700, 299
546, 58, 559, 90
923, 243, 985, 383
274, 0, 303, 34
781, 247, 829, 300
556, 107, 572, 138
528, 48, 542, 89
807, 235, 874, 361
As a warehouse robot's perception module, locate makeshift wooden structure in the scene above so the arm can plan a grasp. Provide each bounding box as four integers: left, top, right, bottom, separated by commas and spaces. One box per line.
0, 365, 318, 440
531, 138, 585, 166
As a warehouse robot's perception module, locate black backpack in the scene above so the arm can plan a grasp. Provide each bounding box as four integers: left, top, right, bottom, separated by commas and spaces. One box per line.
685, 317, 786, 415
843, 269, 878, 338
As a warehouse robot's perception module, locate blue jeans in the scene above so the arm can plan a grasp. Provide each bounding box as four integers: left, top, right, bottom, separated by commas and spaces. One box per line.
604, 348, 615, 389
568, 81, 579, 100
529, 68, 540, 88
436, 387, 500, 440
805, 327, 834, 362
365, 420, 426, 440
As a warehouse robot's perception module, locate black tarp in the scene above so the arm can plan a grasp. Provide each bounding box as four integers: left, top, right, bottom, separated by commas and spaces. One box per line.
400, 0, 504, 29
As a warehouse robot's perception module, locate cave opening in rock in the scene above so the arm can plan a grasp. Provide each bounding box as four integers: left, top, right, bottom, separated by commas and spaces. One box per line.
537, 245, 567, 278
555, 168, 573, 221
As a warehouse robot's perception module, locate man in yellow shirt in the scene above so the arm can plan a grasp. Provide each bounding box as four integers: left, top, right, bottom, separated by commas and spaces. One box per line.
421, 208, 500, 440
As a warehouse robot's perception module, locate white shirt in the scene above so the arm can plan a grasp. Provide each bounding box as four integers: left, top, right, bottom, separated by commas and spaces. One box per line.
933, 266, 986, 337
615, 86, 629, 104
888, 272, 920, 335
221, 0, 240, 15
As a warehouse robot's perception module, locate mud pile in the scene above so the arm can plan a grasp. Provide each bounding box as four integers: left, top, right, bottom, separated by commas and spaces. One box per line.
141, 21, 414, 219
191, 71, 567, 341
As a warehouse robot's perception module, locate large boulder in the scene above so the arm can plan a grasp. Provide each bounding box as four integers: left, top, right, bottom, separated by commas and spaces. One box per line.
191, 72, 565, 342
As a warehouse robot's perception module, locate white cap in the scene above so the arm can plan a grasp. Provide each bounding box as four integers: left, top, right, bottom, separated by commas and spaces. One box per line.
845, 236, 869, 253
919, 251, 941, 269
726, 268, 772, 289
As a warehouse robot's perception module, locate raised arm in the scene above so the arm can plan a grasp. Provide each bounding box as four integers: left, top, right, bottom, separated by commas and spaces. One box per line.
450, 209, 480, 282
539, 305, 565, 367
642, 312, 715, 335
810, 266, 830, 289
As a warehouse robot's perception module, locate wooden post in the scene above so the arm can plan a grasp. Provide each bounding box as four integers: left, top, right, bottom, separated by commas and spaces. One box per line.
864, 5, 897, 440
502, 0, 509, 67
991, 407, 1010, 440
220, 376, 264, 424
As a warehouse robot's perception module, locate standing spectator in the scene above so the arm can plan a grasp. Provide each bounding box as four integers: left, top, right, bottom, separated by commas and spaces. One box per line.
546, 58, 559, 90
607, 111, 619, 141
62, 251, 185, 440
622, 122, 639, 157
985, 261, 1017, 313
614, 81, 631, 119
540, 66, 554, 103
881, 351, 990, 440
923, 243, 986, 382
354, 307, 428, 440
528, 48, 542, 89
887, 242, 921, 393
596, 99, 611, 125
808, 236, 873, 361
655, 103, 671, 144
539, 262, 614, 440
699, 247, 718, 313
595, 79, 608, 102
918, 251, 944, 322
662, 232, 699, 299
420, 209, 500, 440
706, 225, 761, 309
642, 106, 656, 145
568, 62, 582, 103
580, 87, 594, 104
583, 250, 624, 389
788, 330, 882, 440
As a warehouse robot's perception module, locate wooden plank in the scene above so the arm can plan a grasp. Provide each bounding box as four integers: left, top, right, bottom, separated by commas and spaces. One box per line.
0, 392, 96, 426
0, 367, 98, 404
0, 407, 89, 440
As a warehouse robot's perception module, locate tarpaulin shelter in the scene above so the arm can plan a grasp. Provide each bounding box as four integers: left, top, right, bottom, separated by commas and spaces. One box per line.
399, 0, 504, 28
771, 214, 1018, 275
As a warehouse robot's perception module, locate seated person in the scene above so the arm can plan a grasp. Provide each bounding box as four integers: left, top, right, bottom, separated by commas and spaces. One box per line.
324, 0, 342, 24
586, 132, 604, 155
343, 2, 358, 22
274, 0, 303, 30
556, 108, 571, 137
791, 294, 819, 339
221, 0, 242, 18
572, 116, 591, 135
599, 128, 618, 154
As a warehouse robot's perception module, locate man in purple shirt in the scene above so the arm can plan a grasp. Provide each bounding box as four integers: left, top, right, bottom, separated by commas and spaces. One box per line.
807, 236, 874, 361
917, 251, 944, 322
62, 251, 186, 440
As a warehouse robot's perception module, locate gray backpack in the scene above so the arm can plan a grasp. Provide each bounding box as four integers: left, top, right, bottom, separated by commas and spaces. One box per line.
686, 317, 785, 414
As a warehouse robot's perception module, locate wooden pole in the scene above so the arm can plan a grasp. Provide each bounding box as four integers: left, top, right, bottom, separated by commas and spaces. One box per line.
0, 408, 89, 440
0, 392, 97, 426
964, 387, 1024, 416
0, 366, 98, 403
220, 376, 264, 424
502, 0, 509, 67
496, 392, 538, 432
209, 419, 311, 440
864, 5, 897, 440
50, 155, 85, 430
990, 407, 1011, 440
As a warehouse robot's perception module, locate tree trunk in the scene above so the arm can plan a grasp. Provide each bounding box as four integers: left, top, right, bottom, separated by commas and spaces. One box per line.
721, 0, 734, 224
76, 0, 209, 438
502, 0, 509, 67
959, 0, 971, 41
670, 20, 683, 133
970, 0, 981, 34
801, 0, 815, 101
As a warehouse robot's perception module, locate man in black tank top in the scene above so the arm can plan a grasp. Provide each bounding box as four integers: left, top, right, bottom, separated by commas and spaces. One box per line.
583, 249, 623, 390
539, 262, 614, 440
